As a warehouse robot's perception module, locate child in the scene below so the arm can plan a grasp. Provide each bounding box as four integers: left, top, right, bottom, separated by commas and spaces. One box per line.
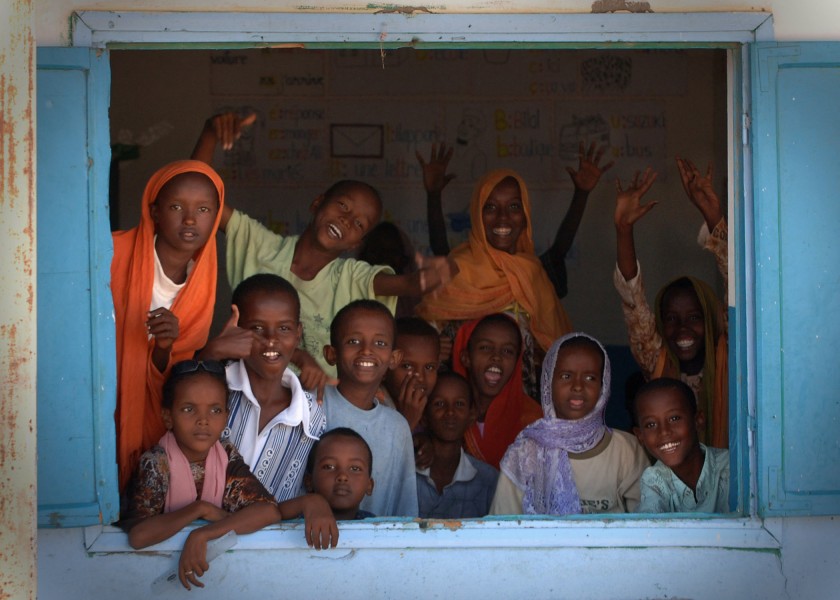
111, 160, 225, 490
382, 317, 442, 430
200, 274, 327, 503
613, 159, 728, 447
322, 300, 419, 517
491, 333, 650, 515
305, 427, 376, 520
121, 360, 279, 590
453, 313, 543, 470
416, 372, 499, 518
415, 142, 612, 396
192, 113, 456, 397
631, 377, 730, 513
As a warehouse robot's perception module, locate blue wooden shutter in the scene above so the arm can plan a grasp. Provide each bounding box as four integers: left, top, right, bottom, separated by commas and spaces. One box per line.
752, 43, 840, 516
36, 48, 117, 526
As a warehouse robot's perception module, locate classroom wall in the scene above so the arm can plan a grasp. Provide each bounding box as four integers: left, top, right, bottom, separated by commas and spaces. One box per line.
31, 0, 840, 45
109, 47, 726, 345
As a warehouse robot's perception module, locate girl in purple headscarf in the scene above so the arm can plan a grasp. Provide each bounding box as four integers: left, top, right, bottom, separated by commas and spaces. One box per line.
489, 332, 650, 515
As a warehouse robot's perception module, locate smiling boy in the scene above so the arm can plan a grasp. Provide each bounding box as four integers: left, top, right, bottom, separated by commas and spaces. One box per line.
200, 274, 327, 503
322, 300, 419, 517
632, 377, 730, 513
193, 113, 456, 397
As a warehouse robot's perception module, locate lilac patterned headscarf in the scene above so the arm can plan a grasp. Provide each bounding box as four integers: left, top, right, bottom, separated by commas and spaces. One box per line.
499, 332, 611, 515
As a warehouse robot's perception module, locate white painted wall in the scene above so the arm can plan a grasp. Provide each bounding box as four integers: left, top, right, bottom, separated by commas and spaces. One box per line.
13, 2, 840, 599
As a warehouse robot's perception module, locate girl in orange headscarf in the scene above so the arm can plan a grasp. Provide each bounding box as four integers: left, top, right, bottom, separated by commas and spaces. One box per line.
111, 160, 225, 490
417, 143, 612, 396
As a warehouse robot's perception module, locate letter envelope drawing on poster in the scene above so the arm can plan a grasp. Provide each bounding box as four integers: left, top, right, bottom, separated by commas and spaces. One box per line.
330, 124, 384, 158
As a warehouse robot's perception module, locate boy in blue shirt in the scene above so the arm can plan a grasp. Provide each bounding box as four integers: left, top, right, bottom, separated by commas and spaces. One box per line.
322, 300, 419, 517
632, 377, 730, 513
416, 372, 498, 518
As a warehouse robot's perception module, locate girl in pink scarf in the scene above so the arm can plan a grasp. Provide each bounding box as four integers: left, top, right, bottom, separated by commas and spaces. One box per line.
122, 360, 279, 590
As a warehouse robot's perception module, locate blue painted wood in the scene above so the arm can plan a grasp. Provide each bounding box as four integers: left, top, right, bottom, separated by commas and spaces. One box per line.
36, 47, 117, 526
752, 42, 840, 516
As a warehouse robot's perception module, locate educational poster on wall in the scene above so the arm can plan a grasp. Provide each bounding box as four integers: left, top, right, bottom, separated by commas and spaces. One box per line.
202, 47, 682, 251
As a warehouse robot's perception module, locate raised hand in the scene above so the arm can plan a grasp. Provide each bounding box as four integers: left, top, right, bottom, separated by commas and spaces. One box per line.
416, 143, 456, 194
416, 253, 459, 295
675, 157, 723, 229
614, 168, 659, 231
200, 305, 257, 361
567, 141, 614, 194
208, 111, 257, 151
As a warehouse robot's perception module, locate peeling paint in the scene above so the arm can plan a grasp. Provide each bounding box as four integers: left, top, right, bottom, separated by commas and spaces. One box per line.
592, 0, 654, 14
370, 4, 434, 15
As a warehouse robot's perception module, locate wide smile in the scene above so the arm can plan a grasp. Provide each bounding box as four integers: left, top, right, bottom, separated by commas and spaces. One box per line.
355, 358, 378, 369
327, 223, 343, 240
261, 350, 282, 361
658, 441, 681, 453
492, 226, 512, 237
484, 365, 503, 386
675, 337, 696, 350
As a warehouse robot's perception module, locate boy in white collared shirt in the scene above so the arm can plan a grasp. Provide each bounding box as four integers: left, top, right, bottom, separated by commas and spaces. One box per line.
202, 274, 326, 501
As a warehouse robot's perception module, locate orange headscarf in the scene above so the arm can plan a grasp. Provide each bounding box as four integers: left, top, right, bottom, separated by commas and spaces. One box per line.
111, 160, 225, 490
416, 169, 571, 351
453, 316, 543, 469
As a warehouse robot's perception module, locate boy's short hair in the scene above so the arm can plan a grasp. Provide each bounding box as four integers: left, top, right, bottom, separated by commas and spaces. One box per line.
305, 427, 373, 475
468, 313, 522, 355
161, 359, 228, 410
330, 299, 395, 347
323, 179, 383, 212
395, 317, 440, 348
432, 371, 473, 407
232, 273, 301, 321
630, 376, 697, 426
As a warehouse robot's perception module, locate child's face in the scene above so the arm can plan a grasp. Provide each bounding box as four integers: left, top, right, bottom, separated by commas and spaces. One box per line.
661, 287, 706, 373
551, 344, 603, 420
425, 377, 474, 443
384, 334, 440, 401
306, 435, 374, 519
310, 185, 381, 253
237, 289, 302, 381
325, 309, 400, 387
151, 173, 219, 255
162, 373, 228, 463
482, 177, 526, 254
461, 322, 520, 401
633, 387, 704, 472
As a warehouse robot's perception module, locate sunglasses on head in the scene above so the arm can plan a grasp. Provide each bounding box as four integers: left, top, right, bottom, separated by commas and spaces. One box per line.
169, 359, 226, 378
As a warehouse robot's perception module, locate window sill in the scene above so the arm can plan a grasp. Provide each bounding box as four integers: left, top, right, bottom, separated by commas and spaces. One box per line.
84, 515, 780, 555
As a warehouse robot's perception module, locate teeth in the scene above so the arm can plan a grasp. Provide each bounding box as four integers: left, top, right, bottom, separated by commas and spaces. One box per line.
659, 442, 680, 452
488, 365, 502, 374
676, 339, 694, 349
263, 351, 279, 359
358, 360, 375, 368
492, 227, 512, 236
328, 224, 343, 239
